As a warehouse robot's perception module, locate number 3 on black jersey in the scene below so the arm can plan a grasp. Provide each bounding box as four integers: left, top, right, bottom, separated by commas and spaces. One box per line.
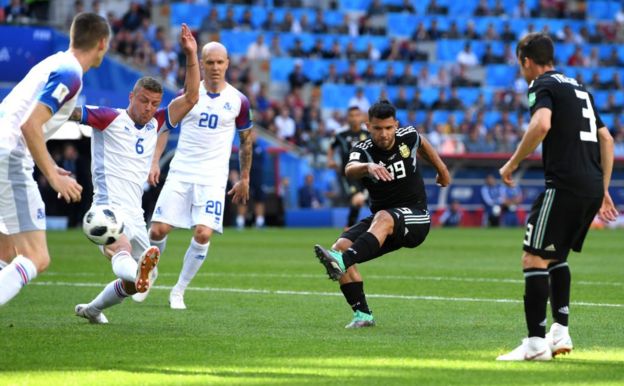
575, 90, 597, 143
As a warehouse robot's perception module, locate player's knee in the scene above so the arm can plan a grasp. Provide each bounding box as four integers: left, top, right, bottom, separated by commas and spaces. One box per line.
522, 252, 549, 269
193, 228, 212, 245
373, 211, 395, 234
149, 223, 169, 241
332, 238, 352, 252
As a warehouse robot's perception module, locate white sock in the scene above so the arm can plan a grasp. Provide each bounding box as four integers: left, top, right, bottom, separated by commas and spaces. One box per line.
0, 255, 38, 306
0, 259, 9, 269
173, 238, 209, 293
89, 278, 127, 312
255, 216, 265, 227
150, 236, 167, 255
236, 215, 245, 228
111, 251, 137, 282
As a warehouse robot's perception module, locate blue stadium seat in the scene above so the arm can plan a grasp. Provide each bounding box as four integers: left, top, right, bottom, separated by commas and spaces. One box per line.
170, 4, 210, 29
484, 111, 502, 127
339, 0, 371, 11
219, 30, 259, 55
321, 84, 356, 109
270, 58, 295, 82
387, 13, 421, 37
485, 65, 517, 87
587, 1, 620, 20
436, 40, 465, 61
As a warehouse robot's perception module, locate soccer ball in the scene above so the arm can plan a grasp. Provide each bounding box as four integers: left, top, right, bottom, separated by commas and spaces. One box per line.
82, 205, 124, 245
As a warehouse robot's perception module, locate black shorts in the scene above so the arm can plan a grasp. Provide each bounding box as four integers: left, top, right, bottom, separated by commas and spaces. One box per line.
249, 180, 265, 202
340, 207, 430, 259
523, 188, 601, 261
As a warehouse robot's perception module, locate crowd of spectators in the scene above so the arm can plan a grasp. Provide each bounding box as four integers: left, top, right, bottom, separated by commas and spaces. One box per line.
3, 0, 624, 164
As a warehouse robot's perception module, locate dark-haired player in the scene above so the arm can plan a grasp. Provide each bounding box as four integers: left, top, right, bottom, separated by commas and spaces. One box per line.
497, 33, 618, 361
0, 13, 110, 306
314, 100, 451, 328
327, 106, 370, 228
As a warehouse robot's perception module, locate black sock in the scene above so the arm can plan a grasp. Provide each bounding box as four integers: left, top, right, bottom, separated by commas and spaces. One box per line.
342, 232, 380, 268
548, 262, 571, 326
347, 205, 359, 227
523, 268, 549, 338
339, 281, 371, 314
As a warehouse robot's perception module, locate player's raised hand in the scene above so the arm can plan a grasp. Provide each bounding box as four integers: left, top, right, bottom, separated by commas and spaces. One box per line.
51, 174, 82, 203
499, 160, 517, 187
367, 162, 393, 182
179, 23, 197, 56
598, 192, 619, 223
227, 179, 250, 205
148, 163, 161, 187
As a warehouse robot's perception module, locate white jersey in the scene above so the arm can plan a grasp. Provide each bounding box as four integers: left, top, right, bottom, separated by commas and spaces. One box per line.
168, 82, 252, 186
81, 106, 174, 216
0, 51, 83, 164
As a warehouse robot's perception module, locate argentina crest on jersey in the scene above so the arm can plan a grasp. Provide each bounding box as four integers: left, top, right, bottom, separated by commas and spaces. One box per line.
399, 143, 410, 158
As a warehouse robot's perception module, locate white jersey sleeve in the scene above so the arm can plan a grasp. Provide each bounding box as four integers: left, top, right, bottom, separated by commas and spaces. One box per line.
0, 51, 83, 156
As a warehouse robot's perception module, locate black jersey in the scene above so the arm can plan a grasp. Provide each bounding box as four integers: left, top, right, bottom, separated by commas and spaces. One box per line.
529, 70, 604, 198
330, 128, 370, 174
347, 126, 427, 212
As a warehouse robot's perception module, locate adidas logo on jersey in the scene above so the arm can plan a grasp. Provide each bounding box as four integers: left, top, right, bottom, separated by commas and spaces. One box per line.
544, 244, 556, 251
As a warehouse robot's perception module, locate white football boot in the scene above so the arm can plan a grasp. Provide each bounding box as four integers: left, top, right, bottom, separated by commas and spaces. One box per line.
75, 304, 109, 324
496, 337, 552, 361
546, 323, 573, 356
132, 266, 158, 303
169, 289, 187, 310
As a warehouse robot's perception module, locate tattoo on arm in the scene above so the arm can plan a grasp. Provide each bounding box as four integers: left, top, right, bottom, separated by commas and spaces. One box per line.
69, 107, 82, 122
239, 130, 253, 178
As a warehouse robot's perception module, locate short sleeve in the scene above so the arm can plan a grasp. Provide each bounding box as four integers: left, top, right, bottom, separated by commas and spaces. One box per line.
236, 93, 253, 131
346, 144, 366, 164
528, 80, 553, 115
154, 107, 176, 132
37, 67, 82, 114
81, 105, 120, 131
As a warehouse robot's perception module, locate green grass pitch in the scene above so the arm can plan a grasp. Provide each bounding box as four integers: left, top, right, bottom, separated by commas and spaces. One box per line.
1, 227, 622, 385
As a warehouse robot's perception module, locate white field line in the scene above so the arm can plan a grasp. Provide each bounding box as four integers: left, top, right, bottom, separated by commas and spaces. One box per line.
42, 271, 623, 287
31, 281, 624, 308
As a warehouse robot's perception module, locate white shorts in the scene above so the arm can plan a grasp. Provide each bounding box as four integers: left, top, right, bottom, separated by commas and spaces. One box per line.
0, 149, 46, 234
151, 179, 226, 233
95, 207, 149, 261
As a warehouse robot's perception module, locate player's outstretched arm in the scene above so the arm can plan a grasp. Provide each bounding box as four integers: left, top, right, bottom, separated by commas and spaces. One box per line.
167, 23, 200, 125
227, 130, 252, 205
346, 162, 393, 182
597, 126, 618, 222
500, 107, 551, 186
417, 135, 450, 187
21, 104, 82, 202
148, 129, 170, 186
